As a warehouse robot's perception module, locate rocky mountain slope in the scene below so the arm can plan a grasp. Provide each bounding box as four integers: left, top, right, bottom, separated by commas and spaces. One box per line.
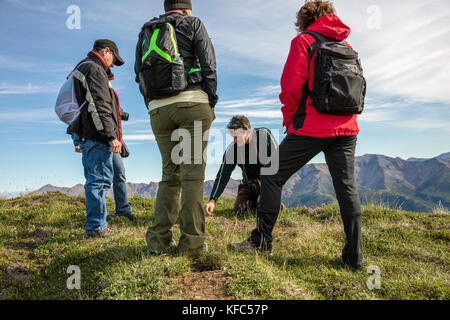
34, 153, 450, 212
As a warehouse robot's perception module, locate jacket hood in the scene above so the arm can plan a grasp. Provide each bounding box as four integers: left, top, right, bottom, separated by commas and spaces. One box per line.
87, 51, 114, 80
143, 12, 186, 29
306, 14, 351, 40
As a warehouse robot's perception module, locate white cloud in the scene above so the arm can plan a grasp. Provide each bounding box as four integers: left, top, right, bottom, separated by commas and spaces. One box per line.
203, 0, 450, 103
6, 0, 449, 104
129, 129, 153, 134
0, 55, 73, 74
338, 0, 450, 103
3, 0, 449, 134
250, 85, 281, 97
4, 0, 64, 16
0, 108, 55, 121
39, 135, 156, 145
216, 97, 280, 109
358, 109, 393, 123
125, 119, 150, 126
0, 83, 59, 95
398, 119, 450, 132
215, 109, 282, 119
123, 134, 155, 141
38, 139, 72, 145
211, 117, 230, 124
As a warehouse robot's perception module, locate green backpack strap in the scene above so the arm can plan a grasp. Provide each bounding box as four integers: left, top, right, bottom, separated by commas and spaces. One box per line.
141, 15, 187, 64
142, 23, 177, 63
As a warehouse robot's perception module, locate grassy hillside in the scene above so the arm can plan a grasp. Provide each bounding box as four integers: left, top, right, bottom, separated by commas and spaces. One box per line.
0, 192, 448, 300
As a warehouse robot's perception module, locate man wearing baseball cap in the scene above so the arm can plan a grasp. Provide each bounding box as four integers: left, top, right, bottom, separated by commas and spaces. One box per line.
93, 39, 125, 67
68, 39, 127, 238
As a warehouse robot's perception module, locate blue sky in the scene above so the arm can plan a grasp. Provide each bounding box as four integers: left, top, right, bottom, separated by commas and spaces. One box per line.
0, 0, 449, 193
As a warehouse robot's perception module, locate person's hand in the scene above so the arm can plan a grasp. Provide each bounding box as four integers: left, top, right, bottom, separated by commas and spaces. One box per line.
109, 139, 122, 153
204, 199, 215, 216
75, 146, 82, 153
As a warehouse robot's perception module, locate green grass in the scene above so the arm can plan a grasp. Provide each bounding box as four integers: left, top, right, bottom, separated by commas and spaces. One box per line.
0, 192, 448, 300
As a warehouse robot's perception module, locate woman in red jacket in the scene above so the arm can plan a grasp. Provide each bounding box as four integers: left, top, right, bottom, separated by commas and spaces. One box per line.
229, 0, 363, 270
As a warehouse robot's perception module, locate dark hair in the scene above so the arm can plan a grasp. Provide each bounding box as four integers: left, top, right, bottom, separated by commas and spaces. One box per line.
227, 115, 251, 130
295, 0, 336, 32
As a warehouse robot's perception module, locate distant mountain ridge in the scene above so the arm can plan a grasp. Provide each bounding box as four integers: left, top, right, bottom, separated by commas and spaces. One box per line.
33, 153, 450, 213
407, 152, 450, 162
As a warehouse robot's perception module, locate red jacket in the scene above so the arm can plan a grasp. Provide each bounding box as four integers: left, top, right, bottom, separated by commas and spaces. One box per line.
280, 14, 359, 137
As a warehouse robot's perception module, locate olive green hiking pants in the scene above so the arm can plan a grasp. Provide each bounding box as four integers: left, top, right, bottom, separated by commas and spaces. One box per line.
146, 102, 214, 254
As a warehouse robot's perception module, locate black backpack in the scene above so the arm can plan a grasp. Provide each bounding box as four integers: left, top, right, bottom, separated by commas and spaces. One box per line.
293, 31, 366, 128
138, 16, 188, 100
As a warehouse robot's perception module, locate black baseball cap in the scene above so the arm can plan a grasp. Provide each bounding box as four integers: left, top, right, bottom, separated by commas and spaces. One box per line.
93, 39, 125, 66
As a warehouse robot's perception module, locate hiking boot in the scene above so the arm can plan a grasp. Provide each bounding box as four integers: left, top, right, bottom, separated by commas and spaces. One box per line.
177, 242, 209, 257
148, 239, 177, 256
228, 238, 273, 256
116, 212, 137, 222
86, 227, 118, 239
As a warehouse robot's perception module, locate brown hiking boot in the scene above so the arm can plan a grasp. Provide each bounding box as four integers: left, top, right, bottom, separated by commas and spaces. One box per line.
86, 227, 118, 239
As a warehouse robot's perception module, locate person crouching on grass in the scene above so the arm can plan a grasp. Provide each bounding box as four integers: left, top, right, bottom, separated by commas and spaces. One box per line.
204, 115, 281, 216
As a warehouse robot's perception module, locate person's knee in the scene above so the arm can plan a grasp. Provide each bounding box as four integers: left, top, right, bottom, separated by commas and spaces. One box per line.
113, 172, 126, 184
180, 169, 205, 183
86, 176, 107, 189
334, 180, 359, 199
233, 200, 253, 214
161, 168, 181, 184
339, 202, 362, 219
261, 173, 281, 187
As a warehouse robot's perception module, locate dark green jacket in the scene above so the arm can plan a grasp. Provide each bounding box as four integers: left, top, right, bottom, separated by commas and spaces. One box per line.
209, 128, 278, 201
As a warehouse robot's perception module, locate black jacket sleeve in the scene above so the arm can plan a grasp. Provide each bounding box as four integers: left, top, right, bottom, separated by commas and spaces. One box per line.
255, 128, 279, 166
135, 30, 144, 83
86, 67, 117, 141
209, 151, 236, 201
192, 19, 218, 108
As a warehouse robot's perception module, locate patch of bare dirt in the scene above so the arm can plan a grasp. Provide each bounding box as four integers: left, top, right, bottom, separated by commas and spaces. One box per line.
208, 216, 253, 232
14, 229, 52, 250
28, 229, 51, 241
282, 282, 314, 300
298, 207, 323, 216
4, 262, 33, 287
168, 270, 235, 300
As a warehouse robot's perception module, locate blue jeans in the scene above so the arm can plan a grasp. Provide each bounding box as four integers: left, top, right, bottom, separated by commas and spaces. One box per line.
74, 134, 131, 217
112, 152, 131, 215
79, 139, 114, 235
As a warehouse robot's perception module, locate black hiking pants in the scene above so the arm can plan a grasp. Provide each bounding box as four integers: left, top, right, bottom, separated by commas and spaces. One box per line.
250, 134, 363, 268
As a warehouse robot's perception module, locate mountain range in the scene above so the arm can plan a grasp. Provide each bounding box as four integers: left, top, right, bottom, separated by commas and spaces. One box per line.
32, 153, 450, 213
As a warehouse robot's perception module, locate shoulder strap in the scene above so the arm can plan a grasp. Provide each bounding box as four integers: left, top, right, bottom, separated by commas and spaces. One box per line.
302, 30, 331, 44
144, 13, 187, 30
141, 20, 180, 64
67, 61, 94, 79
173, 14, 188, 27
254, 129, 265, 166
71, 61, 105, 131
255, 127, 270, 133
292, 32, 323, 130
